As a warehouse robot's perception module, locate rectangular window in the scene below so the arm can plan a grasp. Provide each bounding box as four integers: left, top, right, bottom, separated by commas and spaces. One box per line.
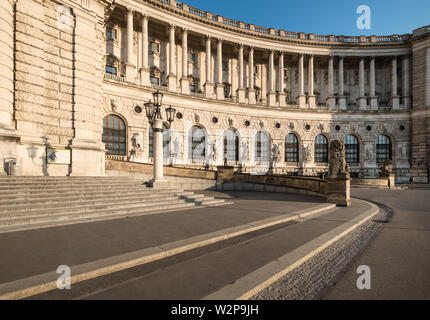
150, 42, 160, 53
188, 52, 196, 63
222, 61, 229, 73
150, 77, 160, 85
106, 27, 117, 39
105, 65, 117, 75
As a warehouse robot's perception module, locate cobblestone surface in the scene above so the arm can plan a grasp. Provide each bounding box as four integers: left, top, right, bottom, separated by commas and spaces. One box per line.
253, 202, 391, 300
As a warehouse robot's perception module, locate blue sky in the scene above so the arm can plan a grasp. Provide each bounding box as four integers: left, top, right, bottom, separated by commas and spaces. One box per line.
182, 0, 429, 36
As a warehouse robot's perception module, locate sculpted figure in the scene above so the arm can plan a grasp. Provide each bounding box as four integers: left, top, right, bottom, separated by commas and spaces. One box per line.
303, 144, 312, 163
328, 140, 349, 177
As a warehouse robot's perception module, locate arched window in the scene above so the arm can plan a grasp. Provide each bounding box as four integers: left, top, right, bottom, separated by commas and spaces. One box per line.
376, 135, 392, 163
189, 126, 206, 161
255, 131, 270, 162
102, 114, 126, 156
148, 124, 170, 159
345, 135, 359, 163
314, 134, 328, 163
224, 129, 239, 162
285, 133, 299, 162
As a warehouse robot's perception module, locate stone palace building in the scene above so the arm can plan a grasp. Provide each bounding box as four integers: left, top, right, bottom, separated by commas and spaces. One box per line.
0, 0, 429, 182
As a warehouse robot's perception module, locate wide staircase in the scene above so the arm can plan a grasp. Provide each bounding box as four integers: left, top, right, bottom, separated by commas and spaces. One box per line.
0, 176, 230, 233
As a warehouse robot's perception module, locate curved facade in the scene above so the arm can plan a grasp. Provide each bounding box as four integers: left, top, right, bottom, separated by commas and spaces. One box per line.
1, 0, 429, 182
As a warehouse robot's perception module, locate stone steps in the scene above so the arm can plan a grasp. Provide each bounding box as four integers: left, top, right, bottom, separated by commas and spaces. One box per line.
0, 177, 231, 233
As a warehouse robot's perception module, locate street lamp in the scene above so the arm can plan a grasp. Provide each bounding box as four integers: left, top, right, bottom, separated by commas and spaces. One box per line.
144, 90, 176, 189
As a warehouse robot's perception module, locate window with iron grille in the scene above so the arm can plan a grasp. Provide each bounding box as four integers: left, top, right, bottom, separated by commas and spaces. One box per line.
255, 131, 269, 162
224, 129, 239, 162
345, 135, 359, 163
189, 126, 206, 160
102, 115, 126, 155
314, 134, 328, 163
376, 135, 392, 163
285, 133, 299, 162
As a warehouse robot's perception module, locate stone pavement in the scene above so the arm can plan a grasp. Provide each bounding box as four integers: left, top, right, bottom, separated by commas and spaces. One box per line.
0, 191, 377, 300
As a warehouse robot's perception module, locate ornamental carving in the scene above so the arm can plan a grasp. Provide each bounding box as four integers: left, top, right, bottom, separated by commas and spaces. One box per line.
328, 140, 349, 177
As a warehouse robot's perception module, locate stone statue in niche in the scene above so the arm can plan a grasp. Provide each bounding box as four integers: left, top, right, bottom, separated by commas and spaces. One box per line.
130, 133, 143, 159
381, 159, 393, 177
365, 144, 373, 161
271, 143, 281, 166
328, 140, 349, 177
399, 146, 407, 160
303, 144, 312, 163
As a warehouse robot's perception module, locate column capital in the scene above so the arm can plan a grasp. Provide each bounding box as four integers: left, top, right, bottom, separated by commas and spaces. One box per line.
169, 23, 175, 30
217, 37, 223, 43
205, 35, 211, 40
141, 13, 149, 21
127, 8, 134, 15
238, 43, 244, 48
182, 27, 189, 33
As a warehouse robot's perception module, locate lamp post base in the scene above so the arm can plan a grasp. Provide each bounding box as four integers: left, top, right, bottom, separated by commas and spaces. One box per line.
148, 179, 174, 189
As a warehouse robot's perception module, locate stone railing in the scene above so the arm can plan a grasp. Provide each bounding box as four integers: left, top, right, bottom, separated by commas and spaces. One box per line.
104, 73, 125, 82
105, 154, 127, 161
159, 0, 420, 44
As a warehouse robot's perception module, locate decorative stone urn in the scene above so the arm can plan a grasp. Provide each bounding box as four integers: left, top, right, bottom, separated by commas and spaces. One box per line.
326, 140, 351, 207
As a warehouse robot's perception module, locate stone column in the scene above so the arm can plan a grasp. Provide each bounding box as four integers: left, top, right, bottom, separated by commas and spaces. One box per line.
237, 44, 245, 103
278, 52, 286, 107
402, 56, 410, 109
204, 36, 213, 98
167, 24, 177, 92
125, 9, 136, 82
390, 56, 400, 109
358, 57, 367, 109
308, 55, 316, 108
248, 46, 256, 105
149, 119, 172, 189
296, 54, 306, 108
180, 28, 189, 94
140, 15, 150, 86
338, 56, 347, 110
326, 56, 336, 109
216, 38, 224, 100
267, 50, 276, 106
427, 48, 430, 107
369, 56, 378, 110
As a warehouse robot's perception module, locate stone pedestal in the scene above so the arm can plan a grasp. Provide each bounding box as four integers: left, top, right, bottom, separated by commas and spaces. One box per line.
216, 166, 234, 184
278, 93, 286, 107
167, 74, 177, 92
297, 94, 306, 109
237, 88, 246, 103
248, 89, 256, 105
308, 95, 317, 109
358, 97, 367, 110
204, 82, 213, 98
180, 77, 190, 94
390, 96, 400, 110
125, 63, 136, 83
216, 83, 224, 100
267, 92, 276, 107
326, 96, 336, 110
381, 174, 396, 188
140, 67, 151, 87
369, 96, 378, 110
327, 173, 351, 207
338, 97, 347, 110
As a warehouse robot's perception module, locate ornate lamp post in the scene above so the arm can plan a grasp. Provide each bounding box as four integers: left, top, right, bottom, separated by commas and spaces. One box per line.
144, 90, 176, 188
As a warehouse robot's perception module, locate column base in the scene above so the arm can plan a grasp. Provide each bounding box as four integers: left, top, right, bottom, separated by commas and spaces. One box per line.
204, 82, 213, 98
180, 77, 190, 95
125, 63, 136, 83
236, 88, 246, 103
148, 179, 175, 189
139, 67, 151, 87
297, 94, 307, 109
369, 96, 378, 110
402, 96, 411, 109
390, 96, 400, 110
308, 95, 317, 109
216, 83, 224, 100
248, 89, 256, 105
267, 92, 276, 107
358, 97, 367, 110
278, 93, 286, 107
167, 74, 177, 92
338, 96, 347, 111
326, 96, 336, 110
